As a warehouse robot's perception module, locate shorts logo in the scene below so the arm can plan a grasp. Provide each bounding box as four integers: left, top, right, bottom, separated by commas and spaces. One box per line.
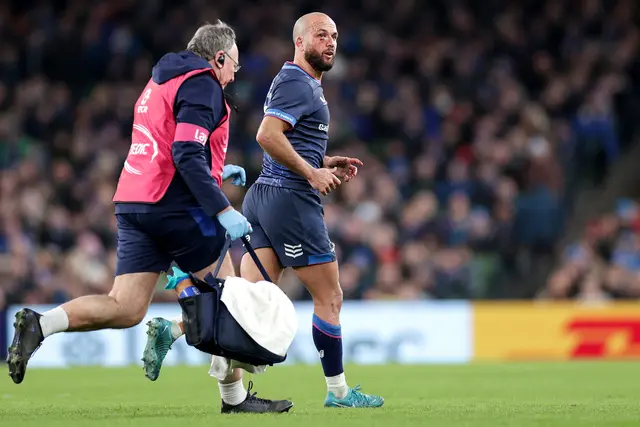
284, 243, 303, 258
330, 241, 336, 253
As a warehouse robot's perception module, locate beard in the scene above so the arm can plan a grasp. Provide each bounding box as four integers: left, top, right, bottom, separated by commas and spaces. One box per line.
305, 49, 334, 72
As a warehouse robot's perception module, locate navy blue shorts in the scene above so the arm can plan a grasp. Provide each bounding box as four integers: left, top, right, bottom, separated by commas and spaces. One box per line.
242, 183, 336, 268
115, 208, 226, 276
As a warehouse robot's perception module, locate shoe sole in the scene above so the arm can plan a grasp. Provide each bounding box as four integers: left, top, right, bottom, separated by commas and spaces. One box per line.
278, 402, 294, 413
7, 309, 30, 384
221, 402, 294, 414
141, 319, 164, 381
324, 399, 385, 408
324, 403, 385, 408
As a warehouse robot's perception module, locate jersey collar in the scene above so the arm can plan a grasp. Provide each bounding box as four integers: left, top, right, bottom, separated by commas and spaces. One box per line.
283, 61, 321, 83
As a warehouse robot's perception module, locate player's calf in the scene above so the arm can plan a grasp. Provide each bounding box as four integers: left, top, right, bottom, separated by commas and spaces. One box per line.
295, 261, 384, 408
295, 262, 347, 394
59, 272, 159, 331
312, 289, 347, 397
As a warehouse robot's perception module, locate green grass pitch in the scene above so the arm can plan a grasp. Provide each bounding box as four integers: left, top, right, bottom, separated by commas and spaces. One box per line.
1, 362, 639, 426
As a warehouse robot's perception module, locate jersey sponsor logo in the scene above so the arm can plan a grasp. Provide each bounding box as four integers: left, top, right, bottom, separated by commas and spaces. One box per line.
174, 123, 210, 145
265, 109, 296, 126
319, 124, 329, 132
194, 128, 207, 144
140, 88, 152, 104
137, 88, 152, 113
129, 143, 150, 155
131, 124, 159, 162
284, 243, 303, 258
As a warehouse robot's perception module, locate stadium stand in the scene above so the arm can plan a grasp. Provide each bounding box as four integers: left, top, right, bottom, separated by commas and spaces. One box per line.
1, 0, 639, 309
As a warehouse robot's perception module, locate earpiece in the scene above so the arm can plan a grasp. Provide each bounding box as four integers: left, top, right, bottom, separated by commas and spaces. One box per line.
217, 55, 225, 67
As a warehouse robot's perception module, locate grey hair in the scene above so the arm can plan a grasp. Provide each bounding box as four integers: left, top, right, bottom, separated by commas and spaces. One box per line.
186, 20, 236, 61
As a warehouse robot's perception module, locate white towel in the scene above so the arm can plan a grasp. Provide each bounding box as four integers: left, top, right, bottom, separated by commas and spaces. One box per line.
208, 355, 268, 381
208, 276, 298, 380
220, 276, 298, 357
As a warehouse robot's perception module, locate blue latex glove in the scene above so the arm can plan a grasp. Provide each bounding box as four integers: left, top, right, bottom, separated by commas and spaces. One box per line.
165, 266, 190, 290
222, 164, 246, 187
217, 208, 252, 240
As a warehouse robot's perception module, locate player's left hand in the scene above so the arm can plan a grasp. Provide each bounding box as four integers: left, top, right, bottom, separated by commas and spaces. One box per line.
324, 156, 363, 183
222, 164, 246, 187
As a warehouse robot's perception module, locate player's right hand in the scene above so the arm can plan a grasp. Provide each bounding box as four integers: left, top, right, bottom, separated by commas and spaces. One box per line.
308, 167, 341, 195
217, 207, 253, 240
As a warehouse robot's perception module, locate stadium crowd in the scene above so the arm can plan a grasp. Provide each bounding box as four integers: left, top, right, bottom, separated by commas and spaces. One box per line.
1, 0, 639, 310
547, 197, 640, 300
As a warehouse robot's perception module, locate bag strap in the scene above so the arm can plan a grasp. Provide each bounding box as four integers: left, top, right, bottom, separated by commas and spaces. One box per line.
241, 236, 272, 283
211, 236, 273, 283
211, 237, 232, 279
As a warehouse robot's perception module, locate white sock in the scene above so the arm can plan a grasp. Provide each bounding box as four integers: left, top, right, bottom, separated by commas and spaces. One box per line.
326, 373, 349, 399
170, 318, 183, 340
39, 307, 69, 338
218, 379, 247, 406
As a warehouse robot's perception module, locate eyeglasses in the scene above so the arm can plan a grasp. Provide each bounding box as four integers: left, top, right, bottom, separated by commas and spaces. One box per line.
224, 52, 241, 73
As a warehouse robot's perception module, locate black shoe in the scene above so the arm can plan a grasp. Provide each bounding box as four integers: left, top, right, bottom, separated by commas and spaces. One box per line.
7, 309, 45, 384
221, 381, 294, 414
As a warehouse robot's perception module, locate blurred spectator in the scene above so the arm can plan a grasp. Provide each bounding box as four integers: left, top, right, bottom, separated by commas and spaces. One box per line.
1, 0, 640, 309
546, 199, 640, 300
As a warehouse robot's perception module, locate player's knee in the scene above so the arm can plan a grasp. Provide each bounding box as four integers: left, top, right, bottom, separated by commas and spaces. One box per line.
108, 272, 158, 328
120, 305, 147, 328
106, 292, 147, 328
313, 285, 343, 315
334, 286, 344, 313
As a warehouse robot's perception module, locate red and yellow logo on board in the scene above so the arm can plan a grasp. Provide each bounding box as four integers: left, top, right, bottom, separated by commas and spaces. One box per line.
567, 319, 640, 358
473, 303, 640, 360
